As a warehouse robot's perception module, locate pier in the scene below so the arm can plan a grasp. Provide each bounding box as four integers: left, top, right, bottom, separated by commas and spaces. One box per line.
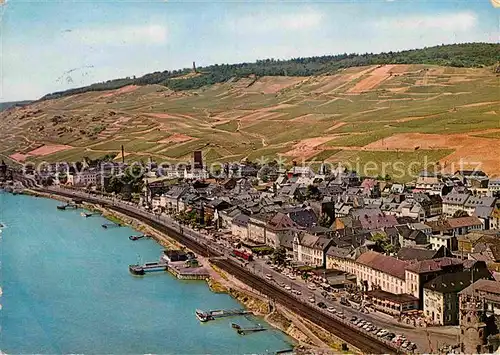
195, 309, 253, 322
231, 323, 267, 335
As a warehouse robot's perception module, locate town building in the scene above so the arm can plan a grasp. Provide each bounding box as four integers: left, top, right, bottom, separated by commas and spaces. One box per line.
423, 263, 491, 326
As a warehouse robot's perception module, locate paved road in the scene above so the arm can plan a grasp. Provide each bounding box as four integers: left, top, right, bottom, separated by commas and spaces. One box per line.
41, 186, 458, 353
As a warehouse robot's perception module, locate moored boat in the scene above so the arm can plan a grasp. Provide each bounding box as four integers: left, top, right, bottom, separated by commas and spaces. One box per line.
129, 235, 144, 241
195, 309, 211, 322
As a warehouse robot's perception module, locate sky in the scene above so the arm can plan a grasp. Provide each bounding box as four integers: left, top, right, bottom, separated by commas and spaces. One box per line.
0, 0, 498, 102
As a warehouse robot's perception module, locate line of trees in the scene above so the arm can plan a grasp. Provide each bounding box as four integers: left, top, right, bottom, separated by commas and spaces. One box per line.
42, 43, 500, 100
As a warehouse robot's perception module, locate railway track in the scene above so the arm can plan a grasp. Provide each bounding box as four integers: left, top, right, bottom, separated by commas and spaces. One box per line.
109, 204, 219, 258
39, 188, 397, 353
212, 258, 398, 355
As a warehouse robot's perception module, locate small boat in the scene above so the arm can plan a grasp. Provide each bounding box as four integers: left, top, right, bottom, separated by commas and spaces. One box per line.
195, 309, 211, 322
57, 205, 67, 210
231, 323, 241, 329
102, 223, 121, 229
81, 212, 93, 218
129, 235, 145, 241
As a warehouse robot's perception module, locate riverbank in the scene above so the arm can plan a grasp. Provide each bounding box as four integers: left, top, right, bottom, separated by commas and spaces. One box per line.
21, 189, 354, 352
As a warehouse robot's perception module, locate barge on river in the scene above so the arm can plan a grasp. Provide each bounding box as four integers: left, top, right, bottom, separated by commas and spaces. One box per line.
129, 262, 168, 275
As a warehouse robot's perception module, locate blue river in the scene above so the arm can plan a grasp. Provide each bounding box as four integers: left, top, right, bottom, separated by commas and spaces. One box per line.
0, 192, 292, 354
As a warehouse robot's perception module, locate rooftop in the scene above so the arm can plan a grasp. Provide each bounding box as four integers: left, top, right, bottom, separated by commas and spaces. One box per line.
459, 279, 500, 296
405, 257, 463, 274
356, 251, 409, 280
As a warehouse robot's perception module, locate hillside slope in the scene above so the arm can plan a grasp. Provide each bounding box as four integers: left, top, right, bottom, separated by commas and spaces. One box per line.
1, 64, 499, 181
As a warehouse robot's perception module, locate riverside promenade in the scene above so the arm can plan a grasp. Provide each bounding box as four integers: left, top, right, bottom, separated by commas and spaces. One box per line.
29, 185, 455, 353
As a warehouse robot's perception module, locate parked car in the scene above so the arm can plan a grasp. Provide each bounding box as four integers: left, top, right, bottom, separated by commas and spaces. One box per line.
327, 307, 336, 313
385, 333, 396, 340
285, 285, 292, 291
350, 316, 357, 322
377, 330, 388, 337
317, 302, 327, 309
308, 284, 317, 290
308, 297, 315, 303
265, 274, 273, 280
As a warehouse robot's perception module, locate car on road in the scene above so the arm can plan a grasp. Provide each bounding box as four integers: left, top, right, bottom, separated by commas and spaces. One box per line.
384, 333, 396, 340
307, 284, 317, 290
293, 290, 302, 295
327, 307, 336, 313
376, 330, 388, 337
308, 297, 315, 303
350, 316, 357, 322
317, 302, 327, 309
337, 311, 345, 319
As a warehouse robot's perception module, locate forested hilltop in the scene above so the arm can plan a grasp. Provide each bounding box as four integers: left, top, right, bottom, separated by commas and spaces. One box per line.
43, 43, 500, 100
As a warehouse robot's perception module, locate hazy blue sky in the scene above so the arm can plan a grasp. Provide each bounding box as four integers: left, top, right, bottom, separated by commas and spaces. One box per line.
0, 0, 498, 101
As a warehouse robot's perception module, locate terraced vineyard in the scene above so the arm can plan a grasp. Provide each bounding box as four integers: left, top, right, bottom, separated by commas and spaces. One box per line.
1, 63, 499, 181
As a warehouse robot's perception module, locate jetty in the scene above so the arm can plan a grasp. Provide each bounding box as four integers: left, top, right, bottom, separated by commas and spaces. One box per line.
231, 323, 267, 335
128, 261, 168, 275
57, 203, 78, 210
102, 222, 121, 228
195, 309, 253, 322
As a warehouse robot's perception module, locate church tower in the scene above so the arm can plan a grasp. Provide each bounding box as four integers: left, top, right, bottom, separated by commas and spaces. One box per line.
460, 291, 487, 354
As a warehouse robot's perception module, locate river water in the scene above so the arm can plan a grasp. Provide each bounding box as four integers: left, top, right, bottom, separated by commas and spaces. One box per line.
0, 192, 292, 354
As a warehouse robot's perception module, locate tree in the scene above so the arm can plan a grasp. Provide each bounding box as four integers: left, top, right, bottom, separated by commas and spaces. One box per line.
318, 214, 332, 228
370, 233, 396, 254
272, 247, 287, 266
306, 185, 320, 200
453, 210, 469, 218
